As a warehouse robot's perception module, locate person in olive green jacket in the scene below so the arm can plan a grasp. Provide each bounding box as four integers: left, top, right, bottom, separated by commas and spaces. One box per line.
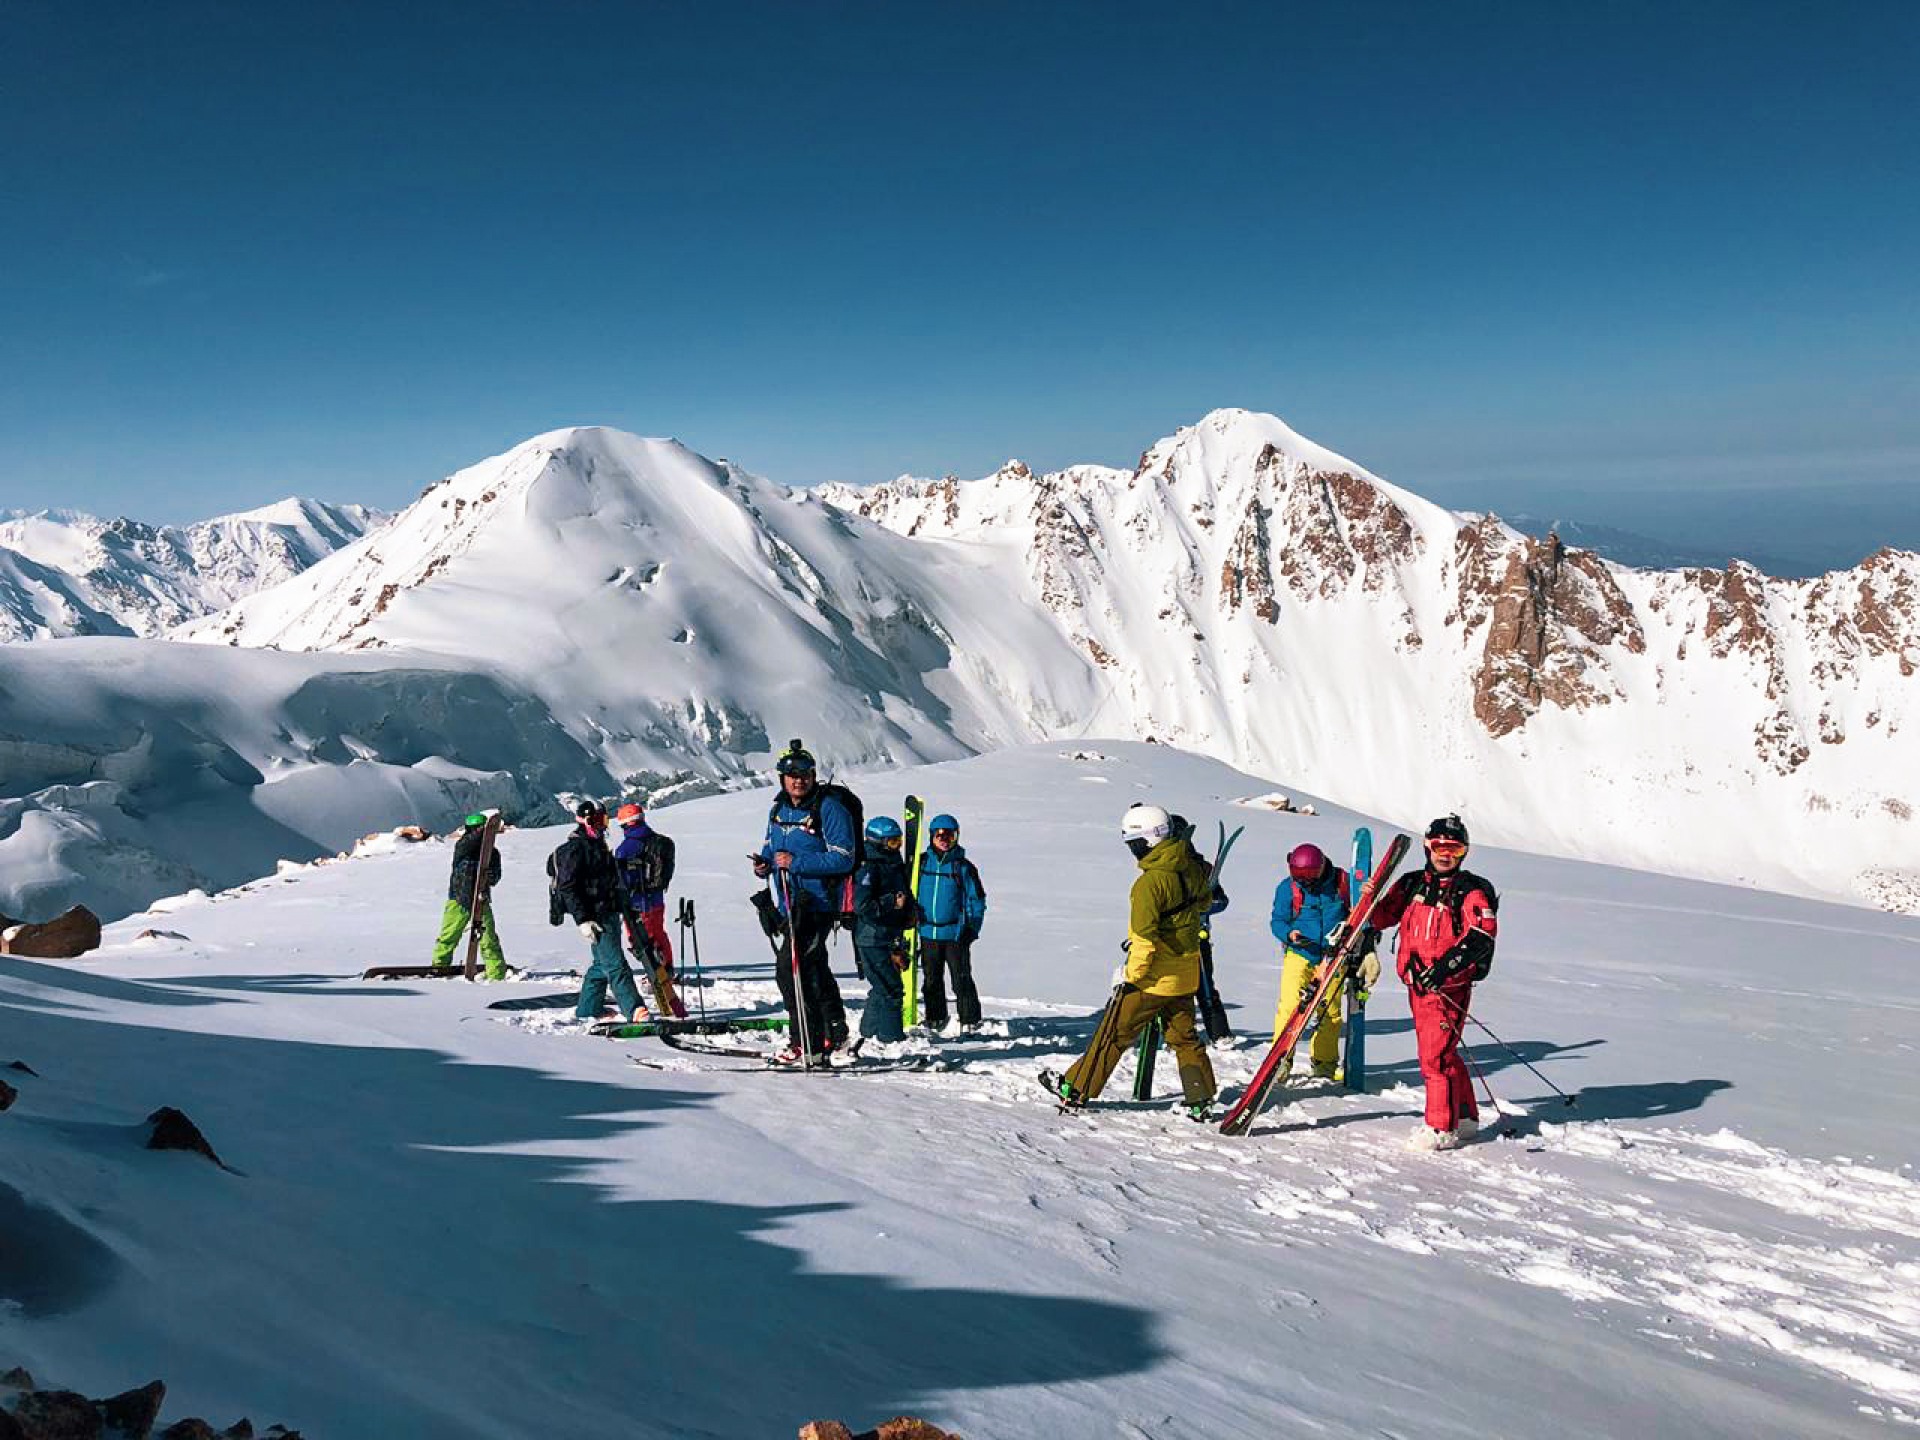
1040, 803, 1219, 1120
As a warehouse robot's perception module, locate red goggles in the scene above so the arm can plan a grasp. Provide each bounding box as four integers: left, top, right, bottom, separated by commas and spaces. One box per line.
1425, 838, 1468, 858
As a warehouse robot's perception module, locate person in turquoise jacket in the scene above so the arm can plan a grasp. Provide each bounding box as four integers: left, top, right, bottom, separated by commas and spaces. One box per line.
914, 813, 988, 1032
1267, 841, 1360, 1076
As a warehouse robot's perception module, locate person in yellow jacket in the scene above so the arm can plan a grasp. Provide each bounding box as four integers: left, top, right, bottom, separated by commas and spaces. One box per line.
1039, 804, 1219, 1120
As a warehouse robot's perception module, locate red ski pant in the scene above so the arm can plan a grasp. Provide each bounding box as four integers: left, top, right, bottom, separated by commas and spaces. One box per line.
1409, 980, 1477, 1131
636, 905, 674, 969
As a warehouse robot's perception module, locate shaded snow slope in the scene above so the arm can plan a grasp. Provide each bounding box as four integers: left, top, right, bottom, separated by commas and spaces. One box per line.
0, 499, 384, 640
2, 744, 1915, 1437
0, 638, 609, 922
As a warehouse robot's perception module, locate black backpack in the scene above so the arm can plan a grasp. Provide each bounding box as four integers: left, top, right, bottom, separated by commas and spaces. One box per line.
769, 780, 866, 924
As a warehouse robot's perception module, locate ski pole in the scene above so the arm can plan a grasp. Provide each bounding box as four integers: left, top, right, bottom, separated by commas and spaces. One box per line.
1434, 988, 1578, 1108
681, 897, 708, 1026
777, 869, 813, 1070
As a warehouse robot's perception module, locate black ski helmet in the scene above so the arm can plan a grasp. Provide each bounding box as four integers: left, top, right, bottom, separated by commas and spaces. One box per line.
775, 738, 817, 777
575, 798, 607, 822
1425, 813, 1469, 845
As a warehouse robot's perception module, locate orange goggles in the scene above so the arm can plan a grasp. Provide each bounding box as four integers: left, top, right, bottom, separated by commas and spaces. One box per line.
1426, 838, 1468, 858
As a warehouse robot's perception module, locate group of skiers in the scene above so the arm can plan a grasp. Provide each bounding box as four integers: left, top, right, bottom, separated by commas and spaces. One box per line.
432, 744, 1499, 1149
1042, 804, 1498, 1150
751, 742, 987, 1063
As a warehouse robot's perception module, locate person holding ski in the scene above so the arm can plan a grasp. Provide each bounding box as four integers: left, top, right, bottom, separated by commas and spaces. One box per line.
1369, 814, 1499, 1150
614, 800, 682, 1016
1267, 842, 1360, 1078
551, 799, 648, 1025
914, 813, 988, 1034
1041, 803, 1217, 1120
752, 742, 854, 1063
431, 812, 507, 980
852, 814, 916, 1045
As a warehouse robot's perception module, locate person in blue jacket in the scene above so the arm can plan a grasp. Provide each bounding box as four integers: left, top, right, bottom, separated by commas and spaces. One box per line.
852, 815, 916, 1044
1268, 841, 1358, 1078
914, 813, 988, 1033
752, 741, 854, 1062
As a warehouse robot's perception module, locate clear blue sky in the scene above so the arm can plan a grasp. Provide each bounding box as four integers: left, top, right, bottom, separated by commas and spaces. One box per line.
2, 2, 1915, 569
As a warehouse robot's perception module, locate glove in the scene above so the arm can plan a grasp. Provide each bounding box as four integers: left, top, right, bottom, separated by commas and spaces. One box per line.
1357, 950, 1382, 989
892, 946, 910, 972
578, 921, 601, 943
1110, 963, 1132, 992
1407, 959, 1437, 994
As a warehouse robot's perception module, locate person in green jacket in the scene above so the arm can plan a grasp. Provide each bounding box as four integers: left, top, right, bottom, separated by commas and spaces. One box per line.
431, 813, 506, 979
1039, 803, 1218, 1120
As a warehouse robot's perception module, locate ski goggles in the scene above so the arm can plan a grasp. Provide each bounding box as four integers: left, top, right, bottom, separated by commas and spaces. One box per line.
1425, 838, 1468, 858
930, 828, 957, 841
877, 835, 904, 850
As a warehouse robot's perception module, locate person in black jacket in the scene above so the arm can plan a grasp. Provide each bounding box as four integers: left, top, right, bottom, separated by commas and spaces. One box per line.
852, 815, 916, 1044
549, 799, 647, 1023
432, 813, 506, 979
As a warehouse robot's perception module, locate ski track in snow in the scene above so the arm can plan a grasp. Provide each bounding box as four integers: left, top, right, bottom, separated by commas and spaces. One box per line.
506, 985, 1920, 1421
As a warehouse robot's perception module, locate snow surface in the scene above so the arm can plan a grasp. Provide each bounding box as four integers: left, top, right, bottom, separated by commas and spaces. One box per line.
4, 743, 1916, 1437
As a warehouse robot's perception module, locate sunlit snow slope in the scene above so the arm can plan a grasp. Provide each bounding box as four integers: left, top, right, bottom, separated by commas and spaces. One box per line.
3, 744, 1916, 1438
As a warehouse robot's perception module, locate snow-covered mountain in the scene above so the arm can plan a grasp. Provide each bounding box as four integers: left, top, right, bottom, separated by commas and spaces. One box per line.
181, 410, 1920, 909
0, 498, 386, 640
177, 428, 1097, 790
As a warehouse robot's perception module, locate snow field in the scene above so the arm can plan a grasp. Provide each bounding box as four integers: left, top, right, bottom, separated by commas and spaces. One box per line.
3, 743, 1918, 1437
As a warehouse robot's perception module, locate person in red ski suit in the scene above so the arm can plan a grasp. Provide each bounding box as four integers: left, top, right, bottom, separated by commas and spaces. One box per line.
1368, 814, 1498, 1149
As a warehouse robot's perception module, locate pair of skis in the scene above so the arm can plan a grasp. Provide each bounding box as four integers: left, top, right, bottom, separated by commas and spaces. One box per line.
1218, 831, 1411, 1136
901, 794, 930, 1028
1132, 819, 1242, 1100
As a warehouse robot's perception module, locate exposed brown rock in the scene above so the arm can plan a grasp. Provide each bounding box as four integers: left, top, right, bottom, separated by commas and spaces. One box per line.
797, 1424, 856, 1440
145, 1108, 226, 1170
6, 1389, 101, 1440
0, 1369, 33, 1391
867, 1420, 963, 1440
97, 1381, 165, 1438
0, 906, 103, 959
1472, 533, 1642, 738
0, 1078, 15, 1112
1219, 499, 1279, 622
156, 1424, 218, 1440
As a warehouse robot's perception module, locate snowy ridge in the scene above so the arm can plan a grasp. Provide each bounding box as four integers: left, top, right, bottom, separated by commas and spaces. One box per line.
0, 499, 385, 640
7, 408, 1920, 921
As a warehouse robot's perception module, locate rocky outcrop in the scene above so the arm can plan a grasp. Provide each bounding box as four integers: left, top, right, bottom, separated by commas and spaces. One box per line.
0, 905, 102, 959
1472, 533, 1644, 738
798, 1419, 963, 1440
0, 1370, 299, 1440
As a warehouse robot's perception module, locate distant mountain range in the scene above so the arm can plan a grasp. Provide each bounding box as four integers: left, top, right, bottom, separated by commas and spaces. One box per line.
0, 498, 386, 640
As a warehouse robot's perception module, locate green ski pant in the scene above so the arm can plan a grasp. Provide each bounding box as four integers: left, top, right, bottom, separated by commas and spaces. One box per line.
432, 898, 506, 980
1065, 987, 1215, 1104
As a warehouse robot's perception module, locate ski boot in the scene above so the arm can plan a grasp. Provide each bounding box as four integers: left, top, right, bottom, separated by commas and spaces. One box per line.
1182, 1098, 1216, 1123
1037, 1069, 1084, 1113
1310, 1059, 1339, 1082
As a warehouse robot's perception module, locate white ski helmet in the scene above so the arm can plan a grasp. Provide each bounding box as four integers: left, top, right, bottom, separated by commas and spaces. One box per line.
1120, 803, 1172, 845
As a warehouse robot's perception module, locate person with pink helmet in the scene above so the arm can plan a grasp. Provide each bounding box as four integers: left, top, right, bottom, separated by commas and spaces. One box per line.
1267, 840, 1360, 1080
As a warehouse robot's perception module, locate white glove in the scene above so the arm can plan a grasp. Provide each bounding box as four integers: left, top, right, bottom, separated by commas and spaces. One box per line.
1358, 951, 1382, 988
1110, 963, 1130, 991
578, 921, 602, 943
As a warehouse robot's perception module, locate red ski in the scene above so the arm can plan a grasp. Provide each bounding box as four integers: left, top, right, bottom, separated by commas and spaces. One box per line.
1218, 832, 1411, 1136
